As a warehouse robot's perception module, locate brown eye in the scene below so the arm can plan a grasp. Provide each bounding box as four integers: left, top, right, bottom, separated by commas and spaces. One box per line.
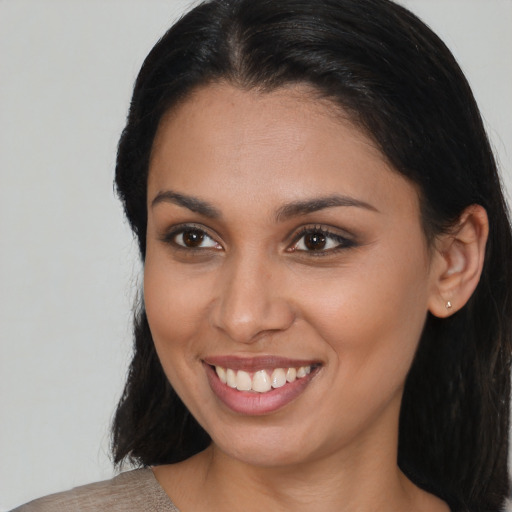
172, 227, 220, 249
182, 229, 205, 247
291, 227, 354, 253
304, 232, 327, 250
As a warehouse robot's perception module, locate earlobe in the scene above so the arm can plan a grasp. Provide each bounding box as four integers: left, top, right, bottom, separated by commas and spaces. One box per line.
428, 205, 489, 318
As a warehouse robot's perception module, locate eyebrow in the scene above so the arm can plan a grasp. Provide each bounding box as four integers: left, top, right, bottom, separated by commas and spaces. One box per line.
275, 195, 378, 222
151, 190, 377, 221
151, 190, 221, 219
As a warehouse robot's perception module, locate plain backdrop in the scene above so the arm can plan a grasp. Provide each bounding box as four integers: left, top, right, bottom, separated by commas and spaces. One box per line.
1, 0, 511, 510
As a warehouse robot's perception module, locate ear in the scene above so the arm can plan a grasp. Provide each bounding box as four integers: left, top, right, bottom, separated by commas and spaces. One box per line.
428, 205, 489, 318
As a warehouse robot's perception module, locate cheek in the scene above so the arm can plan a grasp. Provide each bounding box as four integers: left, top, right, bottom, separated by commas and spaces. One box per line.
295, 260, 429, 439
143, 254, 211, 371
144, 245, 211, 322
143, 257, 214, 419
300, 241, 430, 376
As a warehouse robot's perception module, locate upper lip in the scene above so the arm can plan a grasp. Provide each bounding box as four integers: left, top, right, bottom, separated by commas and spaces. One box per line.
203, 355, 321, 372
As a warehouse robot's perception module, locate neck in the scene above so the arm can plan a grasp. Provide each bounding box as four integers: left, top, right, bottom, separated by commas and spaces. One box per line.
202, 445, 408, 512
153, 395, 449, 512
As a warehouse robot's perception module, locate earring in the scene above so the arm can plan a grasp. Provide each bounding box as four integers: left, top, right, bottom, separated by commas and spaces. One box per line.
446, 301, 452, 310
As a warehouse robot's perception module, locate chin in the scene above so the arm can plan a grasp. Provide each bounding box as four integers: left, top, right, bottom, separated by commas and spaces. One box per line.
208, 422, 329, 469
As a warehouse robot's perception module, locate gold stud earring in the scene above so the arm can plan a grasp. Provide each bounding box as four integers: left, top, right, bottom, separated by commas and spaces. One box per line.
446, 301, 452, 310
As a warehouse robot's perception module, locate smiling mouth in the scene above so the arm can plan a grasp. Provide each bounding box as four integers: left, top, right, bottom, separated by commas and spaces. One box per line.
204, 359, 321, 415
211, 364, 318, 393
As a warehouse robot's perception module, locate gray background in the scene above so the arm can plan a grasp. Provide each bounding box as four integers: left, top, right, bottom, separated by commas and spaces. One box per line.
1, 0, 511, 509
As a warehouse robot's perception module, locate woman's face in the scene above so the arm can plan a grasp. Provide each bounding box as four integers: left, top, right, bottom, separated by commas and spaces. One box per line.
144, 83, 440, 468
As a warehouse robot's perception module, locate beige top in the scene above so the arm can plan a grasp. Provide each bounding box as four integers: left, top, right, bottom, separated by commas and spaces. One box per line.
11, 468, 179, 512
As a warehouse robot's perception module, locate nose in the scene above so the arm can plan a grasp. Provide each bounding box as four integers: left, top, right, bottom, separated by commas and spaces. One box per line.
210, 253, 295, 344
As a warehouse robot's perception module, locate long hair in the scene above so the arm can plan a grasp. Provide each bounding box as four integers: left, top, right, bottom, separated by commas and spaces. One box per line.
112, 1, 512, 510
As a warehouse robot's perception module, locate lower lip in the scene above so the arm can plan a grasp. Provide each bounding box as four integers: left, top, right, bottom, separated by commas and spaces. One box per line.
204, 363, 318, 415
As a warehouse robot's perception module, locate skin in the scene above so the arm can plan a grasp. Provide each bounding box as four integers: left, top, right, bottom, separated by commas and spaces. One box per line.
143, 83, 463, 511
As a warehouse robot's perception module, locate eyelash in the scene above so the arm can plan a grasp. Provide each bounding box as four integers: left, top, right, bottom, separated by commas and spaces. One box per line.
161, 224, 356, 255
288, 225, 356, 255
161, 224, 221, 251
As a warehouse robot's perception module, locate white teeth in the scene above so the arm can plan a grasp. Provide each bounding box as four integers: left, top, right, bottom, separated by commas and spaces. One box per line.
226, 368, 237, 388
236, 370, 252, 391
297, 366, 308, 378
214, 365, 313, 393
215, 366, 227, 384
252, 370, 272, 392
271, 368, 287, 388
286, 367, 297, 382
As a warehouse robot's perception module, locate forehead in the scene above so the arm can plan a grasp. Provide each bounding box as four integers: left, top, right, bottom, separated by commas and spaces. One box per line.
150, 83, 377, 175
148, 83, 419, 221
152, 82, 375, 157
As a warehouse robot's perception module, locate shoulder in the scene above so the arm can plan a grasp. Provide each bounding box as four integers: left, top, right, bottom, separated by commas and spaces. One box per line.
11, 468, 179, 512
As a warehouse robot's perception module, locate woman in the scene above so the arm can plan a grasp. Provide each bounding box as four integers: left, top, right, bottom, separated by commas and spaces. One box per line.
14, 0, 512, 511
